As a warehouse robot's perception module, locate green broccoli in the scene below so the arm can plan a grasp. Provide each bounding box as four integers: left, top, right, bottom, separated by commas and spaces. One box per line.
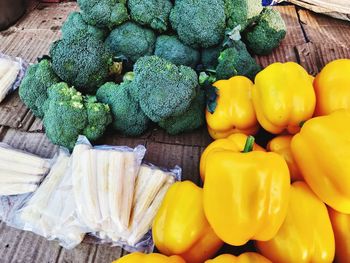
43, 82, 111, 150
128, 0, 173, 32
96, 79, 150, 136
132, 55, 198, 122
158, 88, 205, 135
216, 40, 261, 80
105, 22, 156, 65
169, 0, 226, 48
61, 12, 107, 43
19, 59, 60, 118
244, 8, 287, 55
201, 45, 222, 70
50, 37, 113, 93
224, 0, 263, 31
154, 35, 200, 68
77, 0, 129, 29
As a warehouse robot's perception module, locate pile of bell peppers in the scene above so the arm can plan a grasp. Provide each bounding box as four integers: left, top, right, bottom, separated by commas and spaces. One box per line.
113, 59, 350, 263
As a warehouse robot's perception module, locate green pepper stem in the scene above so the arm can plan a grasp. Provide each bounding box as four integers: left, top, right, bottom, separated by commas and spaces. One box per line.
243, 136, 255, 153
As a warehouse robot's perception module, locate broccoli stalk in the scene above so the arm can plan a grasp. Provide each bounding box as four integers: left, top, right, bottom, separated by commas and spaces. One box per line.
19, 59, 60, 118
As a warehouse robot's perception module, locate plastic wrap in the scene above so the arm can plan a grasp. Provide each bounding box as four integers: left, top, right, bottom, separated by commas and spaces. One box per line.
0, 53, 28, 103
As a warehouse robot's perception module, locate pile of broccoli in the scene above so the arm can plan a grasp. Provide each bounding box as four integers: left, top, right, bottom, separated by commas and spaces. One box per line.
19, 0, 287, 148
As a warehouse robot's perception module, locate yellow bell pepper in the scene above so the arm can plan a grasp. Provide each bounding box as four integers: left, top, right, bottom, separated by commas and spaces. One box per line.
291, 110, 350, 213
252, 62, 316, 134
200, 133, 265, 181
328, 207, 350, 263
314, 59, 350, 116
257, 181, 335, 263
152, 181, 223, 263
267, 135, 303, 182
205, 253, 271, 263
112, 253, 186, 263
203, 136, 290, 246
206, 76, 259, 140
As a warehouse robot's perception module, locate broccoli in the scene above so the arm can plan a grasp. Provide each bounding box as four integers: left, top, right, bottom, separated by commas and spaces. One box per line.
158, 88, 205, 135
96, 79, 150, 136
169, 0, 226, 48
201, 45, 222, 70
61, 12, 107, 43
19, 59, 60, 118
43, 82, 111, 150
132, 56, 198, 122
105, 22, 156, 65
244, 8, 287, 55
154, 35, 200, 68
224, 0, 263, 31
128, 0, 173, 32
215, 40, 261, 80
77, 0, 129, 29
50, 37, 113, 93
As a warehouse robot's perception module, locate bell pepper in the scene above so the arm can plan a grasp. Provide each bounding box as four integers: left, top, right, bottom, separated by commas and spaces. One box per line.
112, 253, 185, 263
267, 135, 303, 182
291, 110, 350, 213
205, 253, 271, 263
152, 181, 223, 263
257, 182, 335, 263
314, 59, 350, 116
206, 76, 259, 140
328, 207, 350, 263
200, 133, 265, 181
252, 62, 316, 134
203, 136, 290, 246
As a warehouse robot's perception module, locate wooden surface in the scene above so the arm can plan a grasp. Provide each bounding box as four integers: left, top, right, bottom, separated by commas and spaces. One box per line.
0, 1, 350, 262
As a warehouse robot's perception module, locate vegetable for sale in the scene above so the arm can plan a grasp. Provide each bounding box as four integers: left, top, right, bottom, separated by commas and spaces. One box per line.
153, 181, 223, 263
19, 58, 59, 118
113, 253, 185, 263
0, 57, 20, 103
257, 182, 335, 263
253, 62, 316, 134
291, 110, 350, 213
205, 253, 271, 263
205, 76, 258, 140
314, 59, 350, 116
203, 135, 290, 246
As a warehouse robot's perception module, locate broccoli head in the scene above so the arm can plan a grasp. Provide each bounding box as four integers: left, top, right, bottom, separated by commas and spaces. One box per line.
50, 37, 113, 93
61, 12, 107, 43
132, 55, 198, 122
19, 59, 60, 118
43, 83, 111, 150
201, 45, 222, 71
105, 22, 156, 65
77, 0, 129, 29
128, 0, 173, 32
224, 0, 263, 31
96, 79, 150, 136
158, 88, 205, 135
170, 0, 226, 48
154, 35, 200, 68
245, 8, 287, 55
216, 40, 261, 80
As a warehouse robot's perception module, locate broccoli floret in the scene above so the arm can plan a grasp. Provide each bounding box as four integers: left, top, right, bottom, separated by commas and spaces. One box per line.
201, 45, 222, 70
83, 96, 112, 140
132, 55, 198, 122
96, 80, 150, 136
245, 8, 287, 55
50, 37, 113, 93
154, 35, 200, 68
43, 83, 111, 149
216, 40, 261, 80
61, 12, 107, 43
128, 0, 173, 32
158, 88, 205, 135
224, 0, 263, 31
170, 0, 226, 48
77, 0, 128, 29
105, 22, 156, 64
19, 59, 60, 118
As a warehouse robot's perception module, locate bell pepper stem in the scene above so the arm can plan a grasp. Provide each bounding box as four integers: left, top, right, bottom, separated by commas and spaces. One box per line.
243, 136, 255, 153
